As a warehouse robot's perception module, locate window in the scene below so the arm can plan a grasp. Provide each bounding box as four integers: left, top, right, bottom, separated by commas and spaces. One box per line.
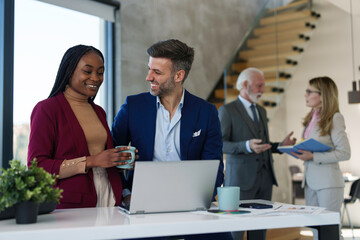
13, 0, 104, 165
1, 0, 118, 167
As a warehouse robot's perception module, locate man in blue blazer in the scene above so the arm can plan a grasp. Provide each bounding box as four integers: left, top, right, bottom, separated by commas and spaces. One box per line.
112, 39, 231, 240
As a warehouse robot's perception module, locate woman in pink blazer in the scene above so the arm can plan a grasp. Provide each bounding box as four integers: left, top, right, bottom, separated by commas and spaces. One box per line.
28, 45, 131, 209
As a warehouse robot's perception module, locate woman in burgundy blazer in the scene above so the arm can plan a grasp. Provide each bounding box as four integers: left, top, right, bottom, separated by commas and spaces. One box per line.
27, 45, 130, 209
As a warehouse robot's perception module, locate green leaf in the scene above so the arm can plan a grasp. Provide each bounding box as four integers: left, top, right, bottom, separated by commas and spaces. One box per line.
0, 158, 63, 211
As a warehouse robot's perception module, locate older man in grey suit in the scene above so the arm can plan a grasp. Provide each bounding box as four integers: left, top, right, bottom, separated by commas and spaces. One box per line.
219, 67, 296, 240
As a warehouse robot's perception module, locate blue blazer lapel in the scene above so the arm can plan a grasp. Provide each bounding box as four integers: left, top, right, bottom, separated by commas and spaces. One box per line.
180, 90, 198, 160
142, 95, 157, 160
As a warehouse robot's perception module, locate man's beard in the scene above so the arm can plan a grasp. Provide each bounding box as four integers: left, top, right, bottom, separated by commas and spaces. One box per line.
150, 74, 176, 97
247, 86, 262, 103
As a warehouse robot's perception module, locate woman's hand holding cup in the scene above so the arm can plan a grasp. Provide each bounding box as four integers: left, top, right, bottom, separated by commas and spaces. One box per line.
86, 147, 135, 169
115, 146, 138, 169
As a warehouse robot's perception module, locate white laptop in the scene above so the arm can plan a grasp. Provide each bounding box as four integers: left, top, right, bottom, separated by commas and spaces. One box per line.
118, 160, 220, 214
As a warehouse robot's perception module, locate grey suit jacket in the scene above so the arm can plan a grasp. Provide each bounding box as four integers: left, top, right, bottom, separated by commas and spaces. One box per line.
219, 99, 279, 191
302, 112, 351, 190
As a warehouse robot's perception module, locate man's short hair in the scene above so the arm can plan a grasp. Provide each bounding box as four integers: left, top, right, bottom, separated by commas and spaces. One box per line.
236, 67, 264, 91
147, 39, 195, 83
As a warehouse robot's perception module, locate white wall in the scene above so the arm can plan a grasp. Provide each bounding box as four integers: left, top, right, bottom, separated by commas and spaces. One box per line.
270, 0, 360, 226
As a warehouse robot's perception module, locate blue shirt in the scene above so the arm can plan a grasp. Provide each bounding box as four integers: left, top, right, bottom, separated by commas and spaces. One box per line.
153, 90, 185, 161
122, 90, 185, 197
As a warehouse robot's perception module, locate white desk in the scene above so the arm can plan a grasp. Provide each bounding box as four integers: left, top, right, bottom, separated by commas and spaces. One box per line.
0, 200, 340, 240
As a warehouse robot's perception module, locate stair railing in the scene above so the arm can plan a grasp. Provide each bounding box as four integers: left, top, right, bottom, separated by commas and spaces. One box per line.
209, 0, 313, 109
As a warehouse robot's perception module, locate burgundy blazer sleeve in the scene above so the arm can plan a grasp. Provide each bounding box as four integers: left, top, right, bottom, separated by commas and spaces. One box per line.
28, 97, 65, 175
28, 93, 122, 208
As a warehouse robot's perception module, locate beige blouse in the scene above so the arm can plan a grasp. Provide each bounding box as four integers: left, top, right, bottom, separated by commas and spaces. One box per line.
60, 86, 115, 207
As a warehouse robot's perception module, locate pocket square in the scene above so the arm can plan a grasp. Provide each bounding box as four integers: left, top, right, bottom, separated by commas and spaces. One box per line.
192, 129, 201, 137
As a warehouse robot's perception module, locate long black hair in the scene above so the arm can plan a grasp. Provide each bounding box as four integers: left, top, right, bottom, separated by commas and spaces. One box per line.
48, 45, 104, 101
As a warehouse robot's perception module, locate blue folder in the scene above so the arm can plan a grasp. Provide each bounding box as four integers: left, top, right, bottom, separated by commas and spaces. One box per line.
278, 138, 331, 159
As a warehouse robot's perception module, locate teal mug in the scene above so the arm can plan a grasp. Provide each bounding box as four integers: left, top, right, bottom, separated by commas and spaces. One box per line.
115, 146, 136, 169
217, 186, 240, 211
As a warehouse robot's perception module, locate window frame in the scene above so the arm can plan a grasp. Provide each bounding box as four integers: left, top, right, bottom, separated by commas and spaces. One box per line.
0, 0, 14, 168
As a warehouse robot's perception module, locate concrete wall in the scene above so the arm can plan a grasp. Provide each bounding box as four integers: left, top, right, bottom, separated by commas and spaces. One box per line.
270, 0, 360, 226
116, 0, 293, 204
116, 0, 360, 226
117, 0, 267, 105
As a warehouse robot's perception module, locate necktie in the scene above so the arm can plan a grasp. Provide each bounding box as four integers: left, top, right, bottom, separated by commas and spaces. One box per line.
250, 104, 259, 125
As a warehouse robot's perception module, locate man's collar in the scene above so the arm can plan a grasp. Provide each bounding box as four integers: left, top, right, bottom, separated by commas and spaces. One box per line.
238, 95, 253, 108
156, 88, 185, 110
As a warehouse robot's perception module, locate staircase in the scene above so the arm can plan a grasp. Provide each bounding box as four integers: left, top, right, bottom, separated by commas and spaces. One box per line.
208, 0, 321, 116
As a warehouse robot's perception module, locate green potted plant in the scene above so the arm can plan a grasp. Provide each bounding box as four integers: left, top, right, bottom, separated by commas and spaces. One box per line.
0, 159, 62, 224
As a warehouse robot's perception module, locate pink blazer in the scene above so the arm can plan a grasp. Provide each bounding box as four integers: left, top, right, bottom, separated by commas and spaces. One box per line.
28, 93, 122, 209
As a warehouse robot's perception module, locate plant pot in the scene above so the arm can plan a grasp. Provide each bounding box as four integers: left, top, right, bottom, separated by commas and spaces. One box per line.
15, 201, 40, 224
0, 205, 15, 220
39, 201, 57, 215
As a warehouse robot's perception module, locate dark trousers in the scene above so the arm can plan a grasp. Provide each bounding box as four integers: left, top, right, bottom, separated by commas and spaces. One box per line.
232, 167, 274, 240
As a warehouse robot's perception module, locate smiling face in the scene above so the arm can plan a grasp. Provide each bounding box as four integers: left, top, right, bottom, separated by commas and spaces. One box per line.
68, 51, 104, 98
146, 57, 177, 97
305, 84, 322, 109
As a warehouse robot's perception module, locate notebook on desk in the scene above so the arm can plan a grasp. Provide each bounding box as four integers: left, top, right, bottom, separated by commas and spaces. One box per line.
118, 160, 220, 215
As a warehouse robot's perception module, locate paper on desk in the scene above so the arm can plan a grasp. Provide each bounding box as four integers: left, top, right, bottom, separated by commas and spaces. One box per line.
201, 202, 325, 217
261, 203, 325, 216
